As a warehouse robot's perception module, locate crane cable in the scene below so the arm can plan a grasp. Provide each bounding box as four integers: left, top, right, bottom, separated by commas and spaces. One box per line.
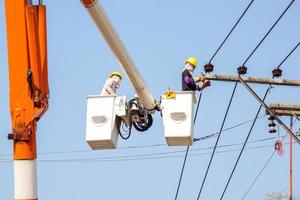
219, 86, 271, 200
174, 91, 203, 200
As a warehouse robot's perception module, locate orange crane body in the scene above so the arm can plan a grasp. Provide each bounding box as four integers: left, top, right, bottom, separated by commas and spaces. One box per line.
5, 1, 49, 199
5, 0, 49, 160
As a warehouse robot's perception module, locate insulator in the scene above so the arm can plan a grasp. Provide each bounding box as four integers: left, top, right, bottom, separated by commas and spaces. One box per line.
204, 63, 214, 73
237, 65, 247, 75
269, 126, 277, 133
272, 67, 282, 78
268, 115, 275, 121
268, 121, 276, 127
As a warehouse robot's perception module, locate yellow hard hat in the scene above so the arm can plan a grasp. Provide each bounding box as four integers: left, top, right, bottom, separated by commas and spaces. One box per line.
185, 57, 198, 68
109, 71, 122, 80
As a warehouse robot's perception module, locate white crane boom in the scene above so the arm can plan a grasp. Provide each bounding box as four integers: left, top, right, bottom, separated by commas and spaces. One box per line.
81, 0, 156, 110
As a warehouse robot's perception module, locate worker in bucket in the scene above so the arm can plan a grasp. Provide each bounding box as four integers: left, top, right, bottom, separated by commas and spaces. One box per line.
182, 57, 211, 91
101, 71, 122, 95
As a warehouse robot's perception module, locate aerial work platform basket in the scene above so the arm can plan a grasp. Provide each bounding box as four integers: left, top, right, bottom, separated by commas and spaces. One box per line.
161, 91, 196, 146
85, 95, 126, 149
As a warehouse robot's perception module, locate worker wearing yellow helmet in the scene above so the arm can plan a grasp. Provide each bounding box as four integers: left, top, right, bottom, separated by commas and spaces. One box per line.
182, 57, 211, 91
101, 71, 122, 95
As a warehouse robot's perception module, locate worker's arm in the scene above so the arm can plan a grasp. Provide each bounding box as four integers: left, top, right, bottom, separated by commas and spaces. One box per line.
104, 79, 115, 95
182, 70, 197, 91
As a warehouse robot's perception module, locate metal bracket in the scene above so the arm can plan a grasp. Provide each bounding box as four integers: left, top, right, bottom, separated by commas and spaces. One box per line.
238, 75, 300, 144
8, 132, 30, 141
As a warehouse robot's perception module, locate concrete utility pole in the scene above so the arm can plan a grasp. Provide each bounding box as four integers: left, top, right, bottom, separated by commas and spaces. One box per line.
269, 103, 300, 116
238, 76, 300, 144
236, 77, 300, 199
289, 117, 293, 200
269, 104, 300, 200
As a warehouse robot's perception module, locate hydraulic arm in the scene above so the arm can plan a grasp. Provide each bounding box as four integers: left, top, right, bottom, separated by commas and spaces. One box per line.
5, 0, 49, 199
81, 0, 156, 111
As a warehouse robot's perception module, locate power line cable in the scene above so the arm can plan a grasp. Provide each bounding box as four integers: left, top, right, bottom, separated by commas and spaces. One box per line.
194, 114, 266, 141
277, 41, 300, 68
0, 135, 281, 162
0, 114, 267, 157
242, 0, 295, 66
241, 149, 274, 200
175, 91, 203, 200
219, 86, 270, 200
239, 40, 300, 199
195, 1, 292, 197
0, 140, 295, 164
209, 0, 255, 63
197, 82, 238, 200
241, 113, 298, 200
199, 1, 296, 198
241, 135, 290, 200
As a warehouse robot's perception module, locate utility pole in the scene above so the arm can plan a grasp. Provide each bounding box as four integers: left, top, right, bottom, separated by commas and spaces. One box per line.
289, 116, 293, 200
264, 103, 298, 200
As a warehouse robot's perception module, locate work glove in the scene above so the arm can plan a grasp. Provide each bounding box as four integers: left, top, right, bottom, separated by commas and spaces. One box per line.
194, 74, 206, 82
198, 80, 211, 90
199, 75, 206, 82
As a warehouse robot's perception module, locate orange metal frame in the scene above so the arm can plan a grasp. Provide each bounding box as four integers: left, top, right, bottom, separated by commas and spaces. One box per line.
5, 0, 49, 160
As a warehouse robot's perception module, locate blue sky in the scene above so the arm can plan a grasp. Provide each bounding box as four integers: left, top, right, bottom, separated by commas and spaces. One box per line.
1, 0, 300, 199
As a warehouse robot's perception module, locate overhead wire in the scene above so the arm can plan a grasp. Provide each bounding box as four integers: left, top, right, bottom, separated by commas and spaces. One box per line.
0, 114, 267, 157
240, 41, 300, 199
219, 86, 270, 200
174, 91, 203, 200
209, 0, 255, 63
194, 114, 266, 141
219, 44, 298, 200
242, 0, 295, 66
196, 82, 238, 200
0, 139, 295, 164
220, 20, 299, 198
175, 1, 256, 198
241, 118, 298, 200
197, 1, 296, 198
277, 41, 300, 69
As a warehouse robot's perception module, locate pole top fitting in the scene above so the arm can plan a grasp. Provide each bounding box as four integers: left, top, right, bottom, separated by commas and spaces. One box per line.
237, 65, 247, 75
204, 63, 214, 73
272, 67, 282, 78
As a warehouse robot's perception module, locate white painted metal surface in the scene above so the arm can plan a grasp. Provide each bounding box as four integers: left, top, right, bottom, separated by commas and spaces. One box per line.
14, 160, 37, 200
86, 95, 126, 149
81, 1, 156, 110
161, 91, 196, 146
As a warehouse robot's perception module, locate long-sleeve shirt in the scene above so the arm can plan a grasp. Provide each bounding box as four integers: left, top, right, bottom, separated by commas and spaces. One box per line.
182, 69, 198, 91
100, 78, 119, 95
